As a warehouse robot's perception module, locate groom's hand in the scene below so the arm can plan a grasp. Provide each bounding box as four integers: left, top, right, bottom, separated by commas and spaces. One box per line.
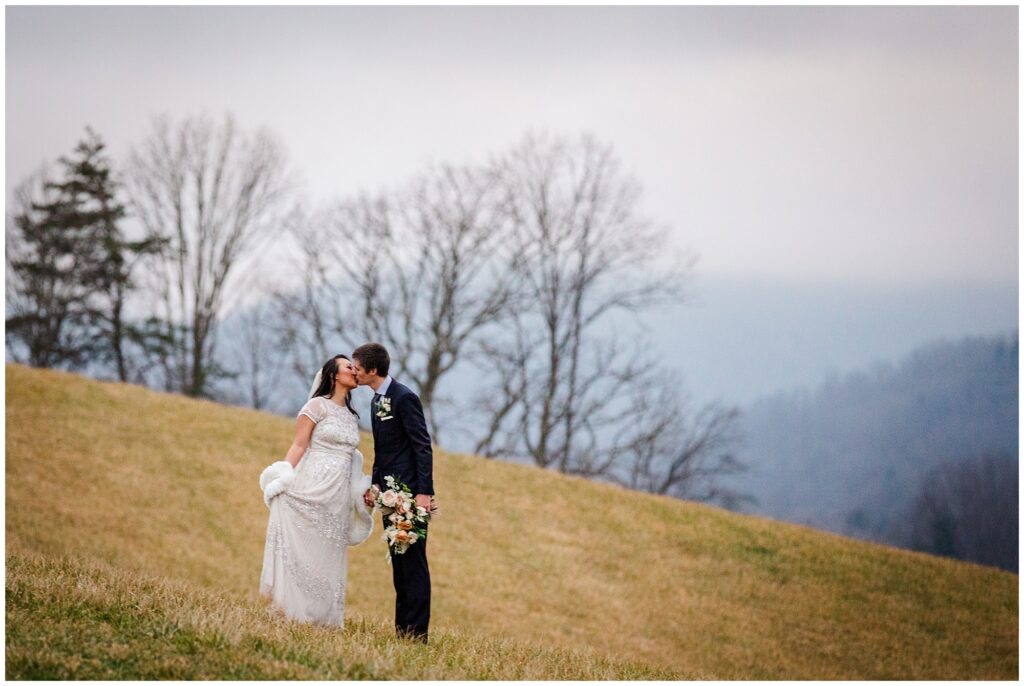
414, 494, 432, 512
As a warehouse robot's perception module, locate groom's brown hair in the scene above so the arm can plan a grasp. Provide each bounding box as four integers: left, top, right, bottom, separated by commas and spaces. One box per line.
353, 342, 390, 377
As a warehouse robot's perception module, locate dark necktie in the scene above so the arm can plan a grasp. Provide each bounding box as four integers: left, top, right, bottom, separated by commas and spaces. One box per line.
373, 393, 381, 411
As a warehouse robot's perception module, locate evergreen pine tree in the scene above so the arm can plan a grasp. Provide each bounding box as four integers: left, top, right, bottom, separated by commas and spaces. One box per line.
7, 128, 166, 378
7, 152, 103, 369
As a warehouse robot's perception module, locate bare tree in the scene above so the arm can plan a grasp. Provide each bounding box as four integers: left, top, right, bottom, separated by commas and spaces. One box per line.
247, 130, 741, 506
125, 113, 291, 396
289, 162, 522, 441
472, 132, 695, 478
618, 372, 748, 508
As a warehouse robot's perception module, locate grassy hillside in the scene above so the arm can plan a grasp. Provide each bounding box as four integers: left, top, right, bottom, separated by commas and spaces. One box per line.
5, 364, 1018, 679
7, 552, 668, 680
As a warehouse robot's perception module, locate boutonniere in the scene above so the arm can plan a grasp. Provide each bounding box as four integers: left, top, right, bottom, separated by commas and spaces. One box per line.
376, 396, 393, 420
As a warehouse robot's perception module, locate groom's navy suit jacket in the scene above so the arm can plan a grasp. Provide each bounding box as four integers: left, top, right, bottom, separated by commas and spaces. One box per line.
371, 379, 435, 496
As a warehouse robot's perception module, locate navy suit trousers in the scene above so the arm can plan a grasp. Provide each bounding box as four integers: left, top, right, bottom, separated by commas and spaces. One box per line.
388, 514, 431, 641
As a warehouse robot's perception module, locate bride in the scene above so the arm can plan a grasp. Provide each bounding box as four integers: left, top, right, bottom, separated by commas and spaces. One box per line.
259, 354, 375, 626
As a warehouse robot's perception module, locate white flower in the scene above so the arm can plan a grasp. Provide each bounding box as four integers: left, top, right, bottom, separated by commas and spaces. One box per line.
380, 490, 398, 508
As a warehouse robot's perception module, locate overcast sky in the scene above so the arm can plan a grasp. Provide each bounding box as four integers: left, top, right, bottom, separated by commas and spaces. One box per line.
7, 5, 1018, 284
5, 5, 1018, 406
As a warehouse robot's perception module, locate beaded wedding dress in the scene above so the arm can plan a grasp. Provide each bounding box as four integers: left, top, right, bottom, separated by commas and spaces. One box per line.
259, 395, 373, 626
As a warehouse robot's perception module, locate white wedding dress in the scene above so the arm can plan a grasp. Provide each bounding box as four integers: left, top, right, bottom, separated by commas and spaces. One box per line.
259, 395, 373, 626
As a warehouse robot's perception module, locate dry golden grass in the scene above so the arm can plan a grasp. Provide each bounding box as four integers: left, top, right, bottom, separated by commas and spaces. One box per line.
5, 363, 1019, 679
7, 549, 672, 679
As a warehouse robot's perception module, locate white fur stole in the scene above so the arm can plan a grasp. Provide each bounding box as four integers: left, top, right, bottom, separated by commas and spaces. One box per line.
259, 460, 295, 508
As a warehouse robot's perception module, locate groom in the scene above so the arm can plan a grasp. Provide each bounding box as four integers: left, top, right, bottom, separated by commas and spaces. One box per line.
353, 342, 434, 643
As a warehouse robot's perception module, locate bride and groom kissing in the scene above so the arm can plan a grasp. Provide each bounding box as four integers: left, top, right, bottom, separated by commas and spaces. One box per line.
259, 343, 435, 643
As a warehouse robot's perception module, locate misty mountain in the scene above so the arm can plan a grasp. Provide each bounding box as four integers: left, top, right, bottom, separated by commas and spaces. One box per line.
727, 330, 1017, 555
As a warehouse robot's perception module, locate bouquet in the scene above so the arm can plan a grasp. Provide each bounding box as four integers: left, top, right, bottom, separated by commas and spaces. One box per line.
372, 476, 431, 560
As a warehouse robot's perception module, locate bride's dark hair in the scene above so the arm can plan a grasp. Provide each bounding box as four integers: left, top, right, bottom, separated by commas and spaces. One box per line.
313, 355, 359, 418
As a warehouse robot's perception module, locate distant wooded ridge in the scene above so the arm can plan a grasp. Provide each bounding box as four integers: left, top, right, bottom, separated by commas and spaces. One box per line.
728, 330, 1018, 572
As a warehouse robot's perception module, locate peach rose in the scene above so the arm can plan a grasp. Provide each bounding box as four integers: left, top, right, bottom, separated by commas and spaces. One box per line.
398, 520, 413, 531
395, 530, 410, 543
